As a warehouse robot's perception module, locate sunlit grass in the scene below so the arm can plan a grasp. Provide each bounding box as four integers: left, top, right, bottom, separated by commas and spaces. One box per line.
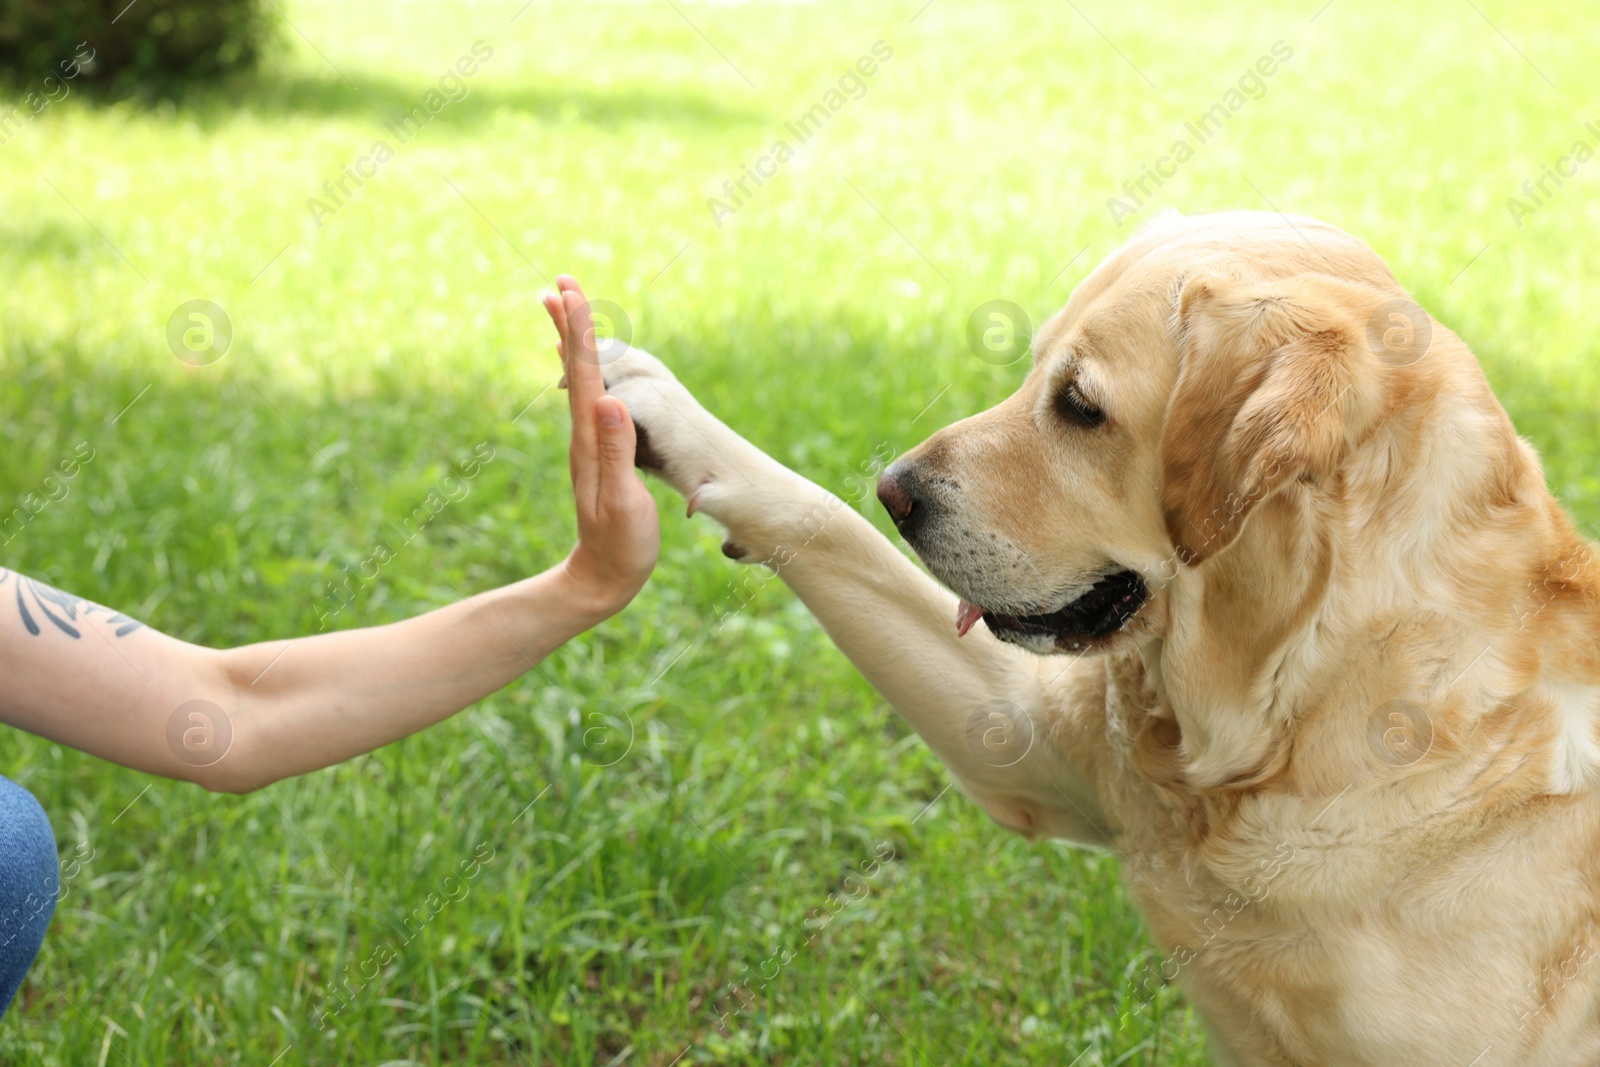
0, 0, 1596, 1062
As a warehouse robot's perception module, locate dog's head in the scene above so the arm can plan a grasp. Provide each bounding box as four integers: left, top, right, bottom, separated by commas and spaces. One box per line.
878, 212, 1413, 658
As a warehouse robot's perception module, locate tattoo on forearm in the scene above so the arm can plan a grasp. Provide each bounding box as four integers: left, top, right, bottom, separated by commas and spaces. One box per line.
0, 568, 144, 638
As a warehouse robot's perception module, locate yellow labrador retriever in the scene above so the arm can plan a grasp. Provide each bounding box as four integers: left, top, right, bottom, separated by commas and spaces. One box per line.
599, 211, 1600, 1066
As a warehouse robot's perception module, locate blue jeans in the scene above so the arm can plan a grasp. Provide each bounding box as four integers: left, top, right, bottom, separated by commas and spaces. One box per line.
0, 776, 56, 1018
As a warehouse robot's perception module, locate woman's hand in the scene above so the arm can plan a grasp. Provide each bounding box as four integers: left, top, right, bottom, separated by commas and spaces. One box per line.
0, 277, 661, 792
543, 276, 660, 618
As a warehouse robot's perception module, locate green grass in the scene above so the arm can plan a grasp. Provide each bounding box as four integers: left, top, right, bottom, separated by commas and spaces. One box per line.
1, 0, 1598, 1062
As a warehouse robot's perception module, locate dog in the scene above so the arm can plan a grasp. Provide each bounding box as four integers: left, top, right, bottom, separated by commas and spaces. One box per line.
596, 211, 1600, 1066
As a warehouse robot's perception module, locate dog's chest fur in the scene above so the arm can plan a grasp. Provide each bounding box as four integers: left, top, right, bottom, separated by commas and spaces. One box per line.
1091, 648, 1600, 1066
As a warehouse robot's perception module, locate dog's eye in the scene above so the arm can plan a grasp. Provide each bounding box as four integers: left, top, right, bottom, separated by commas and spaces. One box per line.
1054, 384, 1106, 429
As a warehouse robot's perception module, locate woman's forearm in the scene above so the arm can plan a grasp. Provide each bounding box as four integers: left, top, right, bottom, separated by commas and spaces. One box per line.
0, 563, 623, 794
208, 563, 617, 792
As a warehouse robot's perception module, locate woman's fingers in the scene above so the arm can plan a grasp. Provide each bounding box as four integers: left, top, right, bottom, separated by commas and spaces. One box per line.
591, 394, 659, 593
545, 275, 595, 385
544, 294, 574, 391
542, 292, 569, 357
593, 396, 638, 510
562, 288, 603, 419
560, 281, 603, 507
545, 276, 630, 521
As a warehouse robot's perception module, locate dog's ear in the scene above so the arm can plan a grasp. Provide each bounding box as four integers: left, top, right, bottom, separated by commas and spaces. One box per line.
1161, 273, 1393, 566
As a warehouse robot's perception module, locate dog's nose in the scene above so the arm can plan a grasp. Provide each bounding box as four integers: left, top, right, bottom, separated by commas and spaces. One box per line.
877, 463, 924, 534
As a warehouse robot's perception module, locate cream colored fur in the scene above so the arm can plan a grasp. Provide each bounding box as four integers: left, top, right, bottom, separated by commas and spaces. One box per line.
601, 211, 1600, 1066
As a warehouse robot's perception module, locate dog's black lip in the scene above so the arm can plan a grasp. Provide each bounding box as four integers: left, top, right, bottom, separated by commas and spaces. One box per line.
982, 570, 1149, 644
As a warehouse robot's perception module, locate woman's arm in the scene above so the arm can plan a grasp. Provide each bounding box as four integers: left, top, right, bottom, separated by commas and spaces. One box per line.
0, 278, 657, 794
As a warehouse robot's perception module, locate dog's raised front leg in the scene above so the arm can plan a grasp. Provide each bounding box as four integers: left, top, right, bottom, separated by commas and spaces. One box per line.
604, 346, 1111, 844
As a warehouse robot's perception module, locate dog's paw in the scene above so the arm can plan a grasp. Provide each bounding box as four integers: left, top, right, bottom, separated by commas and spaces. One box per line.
597, 344, 771, 523
596, 343, 680, 390
596, 344, 837, 563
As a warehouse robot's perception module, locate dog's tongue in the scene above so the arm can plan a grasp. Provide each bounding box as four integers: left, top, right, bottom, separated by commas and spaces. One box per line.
955, 599, 985, 638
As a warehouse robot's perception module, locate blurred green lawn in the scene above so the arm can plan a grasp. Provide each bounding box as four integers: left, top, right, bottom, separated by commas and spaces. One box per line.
1, 0, 1598, 1062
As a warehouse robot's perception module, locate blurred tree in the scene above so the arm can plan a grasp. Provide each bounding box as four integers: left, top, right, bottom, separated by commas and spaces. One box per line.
0, 0, 273, 92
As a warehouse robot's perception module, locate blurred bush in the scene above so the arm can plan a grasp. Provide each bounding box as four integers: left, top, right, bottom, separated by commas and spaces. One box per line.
0, 0, 273, 92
